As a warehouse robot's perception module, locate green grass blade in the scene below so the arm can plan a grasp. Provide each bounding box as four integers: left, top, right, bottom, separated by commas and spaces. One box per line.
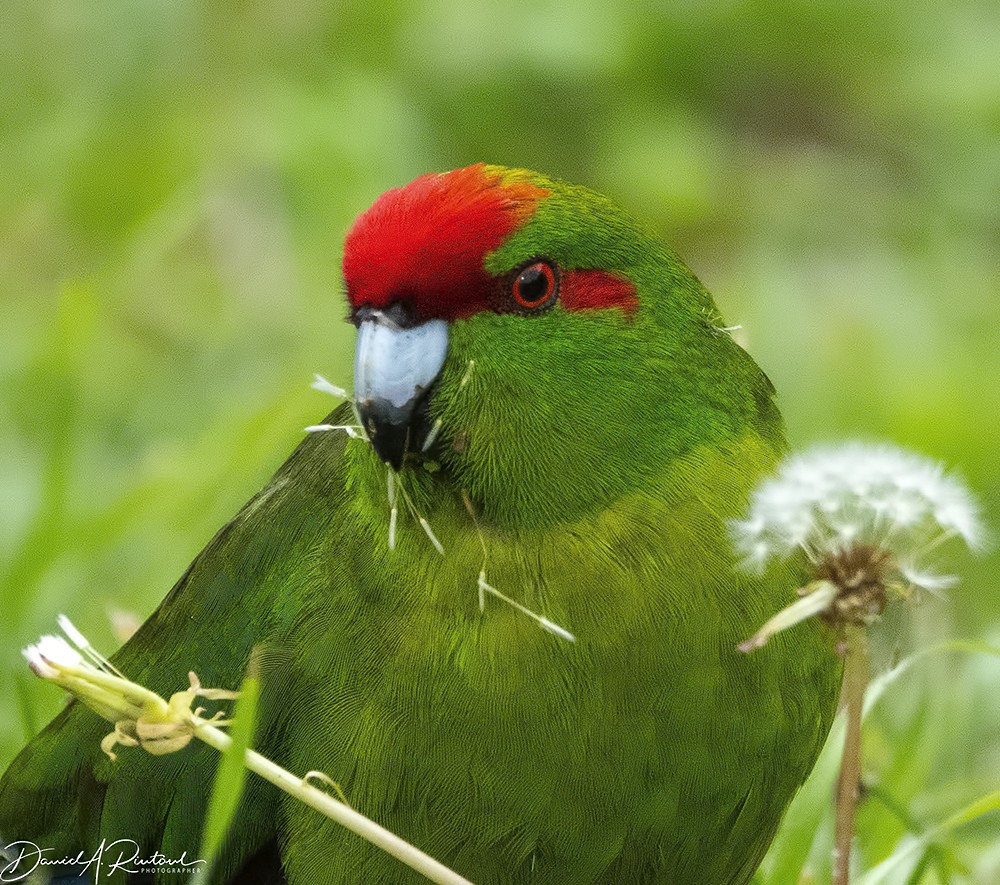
13, 669, 39, 742
761, 639, 1000, 883
758, 713, 843, 884
192, 652, 261, 885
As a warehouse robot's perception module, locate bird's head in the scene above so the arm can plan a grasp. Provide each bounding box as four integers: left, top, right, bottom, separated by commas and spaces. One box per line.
344, 163, 778, 526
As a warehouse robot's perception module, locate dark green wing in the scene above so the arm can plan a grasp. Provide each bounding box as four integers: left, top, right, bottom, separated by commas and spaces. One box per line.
0, 406, 353, 884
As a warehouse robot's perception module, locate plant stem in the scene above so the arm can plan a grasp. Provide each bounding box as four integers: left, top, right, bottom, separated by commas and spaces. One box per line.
833, 624, 870, 885
193, 717, 474, 885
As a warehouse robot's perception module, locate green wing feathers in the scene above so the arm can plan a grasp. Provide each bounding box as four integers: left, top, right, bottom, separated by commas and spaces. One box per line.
0, 410, 352, 883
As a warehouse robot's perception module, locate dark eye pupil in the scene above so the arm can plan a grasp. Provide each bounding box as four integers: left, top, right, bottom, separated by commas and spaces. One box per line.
518, 267, 548, 302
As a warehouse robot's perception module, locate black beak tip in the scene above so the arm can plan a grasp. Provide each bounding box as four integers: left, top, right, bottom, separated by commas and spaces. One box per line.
377, 433, 408, 472
359, 400, 412, 472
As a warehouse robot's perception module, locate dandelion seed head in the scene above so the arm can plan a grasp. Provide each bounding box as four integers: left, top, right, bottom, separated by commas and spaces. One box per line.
731, 442, 983, 596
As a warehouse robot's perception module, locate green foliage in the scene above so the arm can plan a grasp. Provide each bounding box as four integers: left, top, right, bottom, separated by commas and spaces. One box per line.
194, 655, 261, 885
1, 0, 997, 880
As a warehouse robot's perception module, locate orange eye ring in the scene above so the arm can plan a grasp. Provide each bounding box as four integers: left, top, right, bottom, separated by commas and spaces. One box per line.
512, 260, 558, 310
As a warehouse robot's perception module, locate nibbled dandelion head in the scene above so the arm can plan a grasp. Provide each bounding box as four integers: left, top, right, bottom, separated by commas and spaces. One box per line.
732, 442, 983, 582
23, 634, 83, 679
23, 617, 240, 759
733, 443, 984, 650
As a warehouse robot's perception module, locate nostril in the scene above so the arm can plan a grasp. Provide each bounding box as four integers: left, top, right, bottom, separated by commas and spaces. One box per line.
350, 300, 418, 330
382, 299, 417, 329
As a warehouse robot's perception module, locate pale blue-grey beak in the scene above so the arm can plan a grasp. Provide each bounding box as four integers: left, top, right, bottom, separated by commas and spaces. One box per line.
353, 312, 448, 470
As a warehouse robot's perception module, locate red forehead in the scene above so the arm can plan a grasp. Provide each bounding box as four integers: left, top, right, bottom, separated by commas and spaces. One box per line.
343, 164, 548, 320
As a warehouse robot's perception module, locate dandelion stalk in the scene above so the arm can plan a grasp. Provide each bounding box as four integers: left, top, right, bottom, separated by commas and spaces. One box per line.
23, 618, 473, 885
191, 721, 471, 885
833, 624, 869, 885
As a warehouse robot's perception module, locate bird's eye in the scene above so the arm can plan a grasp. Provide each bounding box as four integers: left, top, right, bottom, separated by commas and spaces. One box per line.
512, 260, 558, 311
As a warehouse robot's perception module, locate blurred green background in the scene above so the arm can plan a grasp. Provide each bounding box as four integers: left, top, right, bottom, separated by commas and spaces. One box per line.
1, 0, 998, 880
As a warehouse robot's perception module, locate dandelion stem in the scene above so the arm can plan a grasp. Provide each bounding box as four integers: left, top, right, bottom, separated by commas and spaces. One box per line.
833, 623, 870, 885
192, 717, 473, 885
26, 617, 472, 885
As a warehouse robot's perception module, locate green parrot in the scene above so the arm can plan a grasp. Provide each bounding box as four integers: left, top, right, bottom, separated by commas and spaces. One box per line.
0, 163, 839, 884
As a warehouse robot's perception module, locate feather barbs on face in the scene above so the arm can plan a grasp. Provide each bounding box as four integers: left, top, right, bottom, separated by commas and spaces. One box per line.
343, 164, 549, 322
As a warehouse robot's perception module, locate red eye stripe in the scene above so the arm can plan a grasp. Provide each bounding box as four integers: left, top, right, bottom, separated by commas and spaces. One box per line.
559, 269, 638, 314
